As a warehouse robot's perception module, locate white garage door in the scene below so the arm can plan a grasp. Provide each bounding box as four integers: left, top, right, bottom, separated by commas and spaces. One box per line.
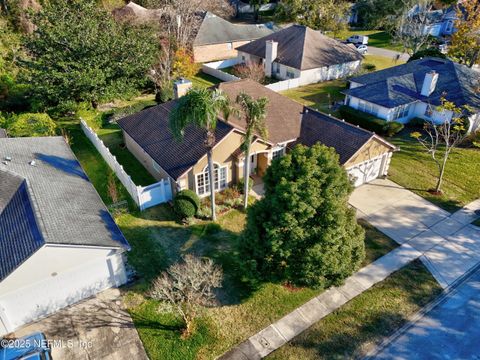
347, 155, 385, 187
0, 257, 117, 333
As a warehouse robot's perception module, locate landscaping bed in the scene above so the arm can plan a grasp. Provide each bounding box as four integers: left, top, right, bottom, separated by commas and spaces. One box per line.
267, 260, 442, 360
389, 132, 480, 212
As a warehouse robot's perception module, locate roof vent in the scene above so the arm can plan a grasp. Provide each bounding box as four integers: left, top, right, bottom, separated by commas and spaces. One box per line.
305, 108, 309, 113
2, 161, 7, 165
4, 156, 11, 161
29, 160, 37, 166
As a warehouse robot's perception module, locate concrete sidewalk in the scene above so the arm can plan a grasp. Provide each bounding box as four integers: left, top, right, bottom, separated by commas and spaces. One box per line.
219, 244, 421, 360
350, 179, 480, 289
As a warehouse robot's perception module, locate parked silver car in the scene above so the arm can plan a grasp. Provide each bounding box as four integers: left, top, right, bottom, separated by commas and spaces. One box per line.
356, 44, 368, 55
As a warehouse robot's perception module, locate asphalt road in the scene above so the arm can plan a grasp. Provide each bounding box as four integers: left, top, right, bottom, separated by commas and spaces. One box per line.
370, 266, 480, 359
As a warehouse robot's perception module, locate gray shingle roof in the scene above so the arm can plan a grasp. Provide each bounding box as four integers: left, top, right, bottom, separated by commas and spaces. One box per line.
344, 58, 480, 110
236, 24, 363, 71
193, 12, 278, 46
297, 109, 388, 164
0, 171, 44, 281
0, 137, 129, 280
117, 101, 234, 180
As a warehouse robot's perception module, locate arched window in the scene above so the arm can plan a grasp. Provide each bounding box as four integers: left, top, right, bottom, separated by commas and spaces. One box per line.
196, 163, 228, 196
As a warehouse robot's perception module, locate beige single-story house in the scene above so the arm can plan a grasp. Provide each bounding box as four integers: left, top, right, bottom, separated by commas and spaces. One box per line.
117, 79, 396, 197
236, 25, 363, 86
193, 12, 279, 63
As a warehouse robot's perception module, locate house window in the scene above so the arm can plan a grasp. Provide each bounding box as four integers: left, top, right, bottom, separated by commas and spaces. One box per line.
227, 42, 233, 50
358, 100, 378, 116
196, 163, 228, 196
241, 55, 246, 61
286, 70, 295, 79
272, 147, 284, 160
391, 104, 411, 120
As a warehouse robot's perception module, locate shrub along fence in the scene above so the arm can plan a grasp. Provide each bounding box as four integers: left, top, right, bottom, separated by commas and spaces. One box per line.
80, 119, 172, 210
338, 106, 404, 136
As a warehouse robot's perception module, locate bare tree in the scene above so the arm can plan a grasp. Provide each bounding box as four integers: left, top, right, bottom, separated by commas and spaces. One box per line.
396, 1, 434, 55
150, 255, 223, 337
411, 98, 472, 193
232, 63, 266, 84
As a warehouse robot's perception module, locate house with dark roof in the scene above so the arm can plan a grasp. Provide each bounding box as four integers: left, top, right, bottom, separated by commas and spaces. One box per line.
117, 79, 395, 196
0, 137, 130, 336
236, 25, 363, 86
193, 12, 279, 63
343, 58, 480, 132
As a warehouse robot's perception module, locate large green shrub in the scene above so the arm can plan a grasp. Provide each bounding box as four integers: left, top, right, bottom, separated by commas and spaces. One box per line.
173, 190, 200, 219
240, 144, 365, 289
384, 121, 404, 137
7, 113, 57, 137
339, 105, 386, 133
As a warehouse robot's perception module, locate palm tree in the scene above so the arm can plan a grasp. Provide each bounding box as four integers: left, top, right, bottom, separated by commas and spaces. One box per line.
236, 92, 269, 209
169, 87, 230, 221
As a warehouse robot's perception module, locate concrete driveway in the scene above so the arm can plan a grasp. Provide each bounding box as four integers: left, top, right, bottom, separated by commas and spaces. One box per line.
368, 265, 480, 360
350, 179, 480, 288
12, 289, 148, 360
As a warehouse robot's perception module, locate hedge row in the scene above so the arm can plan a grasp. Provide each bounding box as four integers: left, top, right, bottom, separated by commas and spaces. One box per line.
338, 105, 404, 136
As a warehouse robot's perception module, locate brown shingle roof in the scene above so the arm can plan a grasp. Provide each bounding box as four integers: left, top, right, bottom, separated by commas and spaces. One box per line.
217, 79, 304, 144
236, 25, 363, 71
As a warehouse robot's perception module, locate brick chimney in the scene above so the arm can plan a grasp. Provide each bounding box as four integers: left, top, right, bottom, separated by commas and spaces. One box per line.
265, 40, 278, 77
420, 71, 439, 97
173, 78, 192, 99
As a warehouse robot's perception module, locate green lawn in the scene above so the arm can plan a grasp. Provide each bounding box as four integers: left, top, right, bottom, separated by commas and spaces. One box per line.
363, 54, 406, 71
267, 260, 442, 360
389, 132, 480, 212
280, 80, 347, 115
331, 29, 403, 52
188, 71, 221, 88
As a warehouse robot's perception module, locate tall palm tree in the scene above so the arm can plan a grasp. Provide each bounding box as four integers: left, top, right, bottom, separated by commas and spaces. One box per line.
169, 87, 230, 221
236, 92, 269, 209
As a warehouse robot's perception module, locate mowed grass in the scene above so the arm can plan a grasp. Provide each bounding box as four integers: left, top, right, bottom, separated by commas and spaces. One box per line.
363, 54, 406, 70
389, 132, 480, 212
267, 260, 442, 360
332, 29, 403, 52
188, 71, 222, 88
280, 80, 347, 115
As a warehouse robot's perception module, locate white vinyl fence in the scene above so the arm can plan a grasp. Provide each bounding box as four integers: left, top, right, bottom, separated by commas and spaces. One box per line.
202, 58, 241, 82
81, 119, 172, 210
265, 78, 301, 92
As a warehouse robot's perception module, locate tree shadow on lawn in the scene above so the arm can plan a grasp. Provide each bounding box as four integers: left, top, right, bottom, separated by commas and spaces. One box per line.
120, 208, 256, 306
278, 260, 442, 359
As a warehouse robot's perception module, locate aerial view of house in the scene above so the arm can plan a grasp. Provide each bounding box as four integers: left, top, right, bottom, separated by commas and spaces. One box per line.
236, 24, 363, 84
118, 79, 395, 195
0, 137, 129, 336
193, 12, 279, 62
343, 57, 480, 132
2, 0, 480, 359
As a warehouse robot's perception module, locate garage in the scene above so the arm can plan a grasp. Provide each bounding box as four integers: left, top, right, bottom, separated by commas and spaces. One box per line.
347, 154, 390, 187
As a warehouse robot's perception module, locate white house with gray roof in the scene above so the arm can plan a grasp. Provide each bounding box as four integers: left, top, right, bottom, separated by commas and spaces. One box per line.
343, 58, 480, 132
0, 137, 130, 336
236, 25, 363, 86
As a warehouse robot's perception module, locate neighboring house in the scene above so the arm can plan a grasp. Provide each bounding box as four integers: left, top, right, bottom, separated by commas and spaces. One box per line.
343, 57, 480, 132
408, 4, 458, 38
193, 12, 278, 62
0, 137, 130, 336
117, 79, 395, 196
236, 25, 363, 86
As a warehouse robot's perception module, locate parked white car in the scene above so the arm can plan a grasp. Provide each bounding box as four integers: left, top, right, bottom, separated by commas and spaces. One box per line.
356, 44, 368, 54
347, 35, 369, 45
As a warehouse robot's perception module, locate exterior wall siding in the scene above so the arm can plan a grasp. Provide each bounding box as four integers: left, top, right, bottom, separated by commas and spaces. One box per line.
344, 138, 393, 168
194, 40, 252, 63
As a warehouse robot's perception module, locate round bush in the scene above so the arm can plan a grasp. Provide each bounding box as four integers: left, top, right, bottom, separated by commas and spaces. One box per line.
8, 113, 57, 137
173, 190, 200, 219
383, 121, 404, 137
